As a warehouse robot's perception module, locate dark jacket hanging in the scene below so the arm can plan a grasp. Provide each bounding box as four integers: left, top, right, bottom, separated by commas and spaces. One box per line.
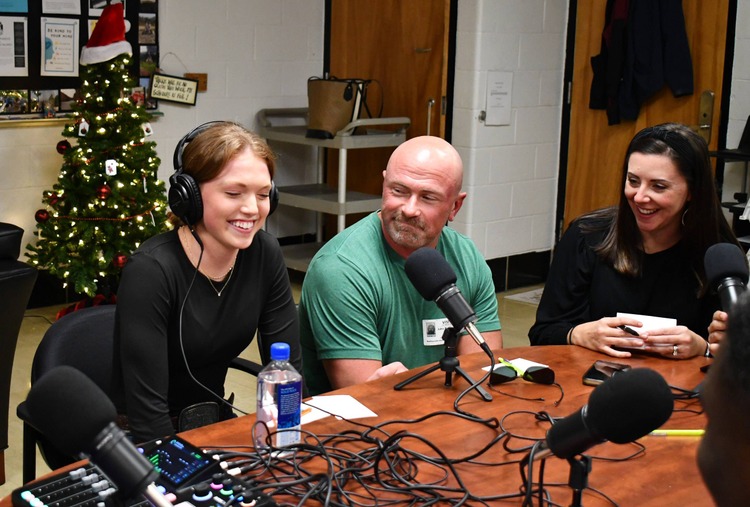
590, 0, 694, 125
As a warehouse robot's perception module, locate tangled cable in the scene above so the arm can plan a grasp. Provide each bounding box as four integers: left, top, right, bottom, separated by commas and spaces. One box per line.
197, 399, 654, 507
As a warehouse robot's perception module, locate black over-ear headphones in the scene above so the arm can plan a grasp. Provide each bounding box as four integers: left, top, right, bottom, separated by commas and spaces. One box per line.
169, 121, 279, 225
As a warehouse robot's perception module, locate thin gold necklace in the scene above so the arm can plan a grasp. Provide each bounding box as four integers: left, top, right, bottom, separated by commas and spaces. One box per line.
180, 226, 237, 296
205, 266, 234, 297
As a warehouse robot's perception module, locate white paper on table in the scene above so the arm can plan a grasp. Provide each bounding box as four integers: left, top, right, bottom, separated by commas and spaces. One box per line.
301, 395, 378, 425
616, 312, 677, 348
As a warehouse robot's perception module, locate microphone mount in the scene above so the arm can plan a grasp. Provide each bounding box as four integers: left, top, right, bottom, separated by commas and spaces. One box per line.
567, 454, 593, 507
393, 326, 493, 401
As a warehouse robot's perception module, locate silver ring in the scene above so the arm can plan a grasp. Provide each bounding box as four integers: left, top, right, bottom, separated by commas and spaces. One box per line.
672, 345, 678, 356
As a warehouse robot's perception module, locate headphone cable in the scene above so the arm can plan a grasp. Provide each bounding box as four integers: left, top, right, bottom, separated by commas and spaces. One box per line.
177, 226, 250, 416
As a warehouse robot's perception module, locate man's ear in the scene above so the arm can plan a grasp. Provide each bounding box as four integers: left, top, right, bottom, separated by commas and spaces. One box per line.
448, 192, 467, 222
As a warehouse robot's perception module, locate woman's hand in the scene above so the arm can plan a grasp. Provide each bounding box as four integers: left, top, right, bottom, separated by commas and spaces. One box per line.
642, 326, 706, 359
569, 317, 646, 357
707, 310, 728, 356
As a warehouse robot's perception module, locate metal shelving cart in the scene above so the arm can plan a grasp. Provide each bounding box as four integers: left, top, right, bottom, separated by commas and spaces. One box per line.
256, 108, 410, 271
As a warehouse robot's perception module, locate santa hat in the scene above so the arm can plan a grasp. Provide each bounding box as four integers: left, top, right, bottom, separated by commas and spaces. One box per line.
80, 2, 132, 66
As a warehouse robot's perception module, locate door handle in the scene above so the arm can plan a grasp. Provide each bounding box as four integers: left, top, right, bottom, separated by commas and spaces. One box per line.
426, 98, 435, 136
689, 90, 714, 144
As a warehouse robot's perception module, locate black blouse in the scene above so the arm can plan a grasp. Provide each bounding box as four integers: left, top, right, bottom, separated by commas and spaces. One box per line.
529, 216, 718, 345
113, 228, 301, 442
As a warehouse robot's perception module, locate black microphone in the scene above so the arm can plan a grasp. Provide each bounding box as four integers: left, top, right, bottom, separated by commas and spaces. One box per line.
534, 368, 673, 461
704, 243, 749, 311
405, 247, 491, 354
24, 366, 172, 507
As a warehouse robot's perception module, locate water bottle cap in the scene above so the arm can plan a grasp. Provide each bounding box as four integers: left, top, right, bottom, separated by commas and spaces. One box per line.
270, 342, 290, 361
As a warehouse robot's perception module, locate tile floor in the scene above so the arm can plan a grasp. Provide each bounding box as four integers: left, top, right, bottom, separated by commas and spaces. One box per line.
0, 282, 542, 499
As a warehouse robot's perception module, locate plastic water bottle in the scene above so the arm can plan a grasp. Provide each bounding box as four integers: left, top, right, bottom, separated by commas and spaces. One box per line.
255, 342, 303, 449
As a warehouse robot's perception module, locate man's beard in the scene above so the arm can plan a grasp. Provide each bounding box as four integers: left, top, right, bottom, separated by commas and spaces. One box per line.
386, 213, 428, 249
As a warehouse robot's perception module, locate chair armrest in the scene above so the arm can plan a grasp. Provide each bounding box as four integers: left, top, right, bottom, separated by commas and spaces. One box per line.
230, 357, 263, 377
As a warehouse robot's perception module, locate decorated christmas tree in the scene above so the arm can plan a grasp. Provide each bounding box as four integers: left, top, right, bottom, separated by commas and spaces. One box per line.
27, 3, 168, 300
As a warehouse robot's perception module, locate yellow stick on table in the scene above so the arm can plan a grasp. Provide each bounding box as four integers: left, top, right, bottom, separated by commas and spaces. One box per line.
649, 429, 705, 437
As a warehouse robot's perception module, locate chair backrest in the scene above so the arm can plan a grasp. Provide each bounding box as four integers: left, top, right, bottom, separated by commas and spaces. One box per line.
0, 222, 36, 484
18, 304, 116, 478
31, 304, 116, 394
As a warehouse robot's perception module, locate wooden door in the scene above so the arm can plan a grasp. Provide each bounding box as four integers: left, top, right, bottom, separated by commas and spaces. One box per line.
562, 0, 730, 230
326, 0, 451, 230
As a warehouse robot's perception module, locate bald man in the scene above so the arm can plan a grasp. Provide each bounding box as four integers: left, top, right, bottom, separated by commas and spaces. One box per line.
299, 136, 503, 395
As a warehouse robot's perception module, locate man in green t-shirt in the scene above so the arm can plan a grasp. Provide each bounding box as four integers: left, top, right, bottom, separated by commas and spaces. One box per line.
299, 136, 503, 395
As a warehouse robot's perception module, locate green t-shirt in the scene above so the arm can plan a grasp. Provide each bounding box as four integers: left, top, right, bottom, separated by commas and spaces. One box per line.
300, 212, 501, 395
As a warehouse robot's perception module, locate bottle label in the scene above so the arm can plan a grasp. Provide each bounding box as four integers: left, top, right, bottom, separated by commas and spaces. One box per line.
275, 379, 302, 447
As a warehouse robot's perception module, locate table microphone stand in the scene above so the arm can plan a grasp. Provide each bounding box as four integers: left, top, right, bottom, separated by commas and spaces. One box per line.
393, 327, 492, 401
566, 454, 592, 507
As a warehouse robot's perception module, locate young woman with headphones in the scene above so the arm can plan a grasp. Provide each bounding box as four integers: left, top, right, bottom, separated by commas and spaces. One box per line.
112, 121, 302, 443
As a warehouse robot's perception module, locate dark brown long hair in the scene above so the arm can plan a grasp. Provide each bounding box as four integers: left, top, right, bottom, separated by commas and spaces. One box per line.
582, 123, 738, 292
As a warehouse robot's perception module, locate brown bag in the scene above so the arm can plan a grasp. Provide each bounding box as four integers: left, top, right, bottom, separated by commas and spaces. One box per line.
306, 76, 371, 139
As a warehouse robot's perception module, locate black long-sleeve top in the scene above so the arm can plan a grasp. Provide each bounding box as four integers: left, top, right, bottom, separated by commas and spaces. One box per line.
112, 228, 301, 442
529, 216, 718, 346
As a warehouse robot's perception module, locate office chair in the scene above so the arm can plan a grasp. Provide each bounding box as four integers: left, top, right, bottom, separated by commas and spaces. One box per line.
0, 223, 37, 486
16, 304, 264, 483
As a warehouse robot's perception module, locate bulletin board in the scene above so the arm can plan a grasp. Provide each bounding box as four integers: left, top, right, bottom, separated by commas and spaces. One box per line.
0, 0, 159, 118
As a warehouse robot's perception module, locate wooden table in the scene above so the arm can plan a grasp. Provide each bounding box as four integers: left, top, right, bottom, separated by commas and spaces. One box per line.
1, 346, 712, 506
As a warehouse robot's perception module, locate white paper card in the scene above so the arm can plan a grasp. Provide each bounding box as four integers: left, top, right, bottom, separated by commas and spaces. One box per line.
616, 312, 677, 348
301, 395, 377, 425
616, 312, 676, 332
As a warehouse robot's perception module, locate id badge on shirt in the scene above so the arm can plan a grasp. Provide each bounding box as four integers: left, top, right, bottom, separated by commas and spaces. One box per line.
422, 318, 452, 346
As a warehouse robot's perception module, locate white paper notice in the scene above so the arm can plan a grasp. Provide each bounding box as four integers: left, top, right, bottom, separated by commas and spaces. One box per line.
485, 71, 512, 126
42, 0, 81, 15
0, 16, 28, 77
41, 17, 78, 76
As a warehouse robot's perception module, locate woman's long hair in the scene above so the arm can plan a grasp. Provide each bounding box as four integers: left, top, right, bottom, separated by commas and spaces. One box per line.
167, 122, 276, 227
582, 123, 738, 293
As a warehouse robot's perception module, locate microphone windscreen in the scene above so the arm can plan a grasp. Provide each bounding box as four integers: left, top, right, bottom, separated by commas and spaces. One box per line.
705, 243, 749, 287
405, 247, 457, 300
586, 368, 673, 444
25, 365, 117, 456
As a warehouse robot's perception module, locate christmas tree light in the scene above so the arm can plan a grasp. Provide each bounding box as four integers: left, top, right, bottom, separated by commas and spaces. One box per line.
26, 3, 168, 301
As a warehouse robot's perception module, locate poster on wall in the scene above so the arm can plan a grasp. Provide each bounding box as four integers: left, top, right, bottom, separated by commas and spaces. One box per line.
30, 88, 58, 116
0, 0, 27, 13
40, 16, 78, 77
0, 0, 158, 118
149, 73, 197, 105
0, 16, 28, 76
0, 88, 28, 113
88, 0, 125, 17
138, 11, 155, 44
41, 0, 81, 15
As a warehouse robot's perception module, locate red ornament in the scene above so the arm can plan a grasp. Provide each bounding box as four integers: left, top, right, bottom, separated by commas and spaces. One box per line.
35, 209, 50, 222
97, 184, 112, 200
46, 191, 59, 206
56, 140, 71, 154
113, 253, 128, 269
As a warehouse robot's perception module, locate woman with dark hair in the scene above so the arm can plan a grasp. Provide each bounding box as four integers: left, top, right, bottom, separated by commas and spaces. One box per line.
113, 121, 301, 442
529, 123, 740, 359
